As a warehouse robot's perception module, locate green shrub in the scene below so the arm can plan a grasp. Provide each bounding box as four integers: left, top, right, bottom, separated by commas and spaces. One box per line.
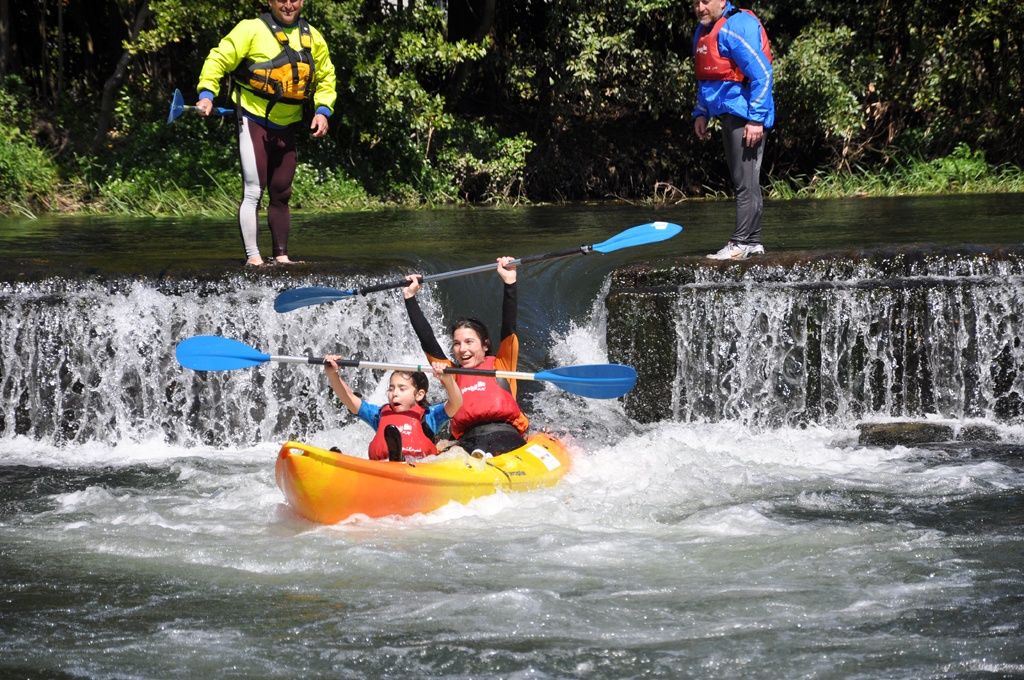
291, 162, 374, 209
0, 122, 59, 209
87, 113, 239, 214
772, 22, 880, 168
91, 113, 377, 214
0, 77, 60, 211
0, 76, 33, 129
436, 122, 535, 204
312, 2, 489, 201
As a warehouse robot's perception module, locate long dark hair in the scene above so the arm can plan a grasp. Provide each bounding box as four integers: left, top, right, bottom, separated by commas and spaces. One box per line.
391, 371, 430, 408
449, 316, 492, 355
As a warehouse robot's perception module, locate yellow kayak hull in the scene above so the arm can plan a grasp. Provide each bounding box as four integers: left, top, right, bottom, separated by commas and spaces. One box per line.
275, 433, 572, 523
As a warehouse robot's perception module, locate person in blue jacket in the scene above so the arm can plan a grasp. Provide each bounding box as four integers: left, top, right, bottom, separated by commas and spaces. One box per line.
692, 0, 774, 260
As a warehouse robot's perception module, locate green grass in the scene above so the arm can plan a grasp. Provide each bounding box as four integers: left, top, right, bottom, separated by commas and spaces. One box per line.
5, 139, 1024, 218
77, 165, 384, 217
767, 144, 1024, 200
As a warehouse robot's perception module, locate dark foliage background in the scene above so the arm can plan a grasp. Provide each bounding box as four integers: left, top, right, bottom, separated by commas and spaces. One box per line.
0, 0, 1021, 209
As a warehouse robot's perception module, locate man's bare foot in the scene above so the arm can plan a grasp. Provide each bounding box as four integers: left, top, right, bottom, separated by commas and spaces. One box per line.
274, 256, 304, 264
244, 257, 272, 267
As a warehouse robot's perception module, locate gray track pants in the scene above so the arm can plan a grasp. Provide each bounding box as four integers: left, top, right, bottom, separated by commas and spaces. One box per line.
720, 113, 764, 246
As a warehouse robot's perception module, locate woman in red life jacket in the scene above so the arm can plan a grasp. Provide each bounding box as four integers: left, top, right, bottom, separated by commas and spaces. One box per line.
323, 358, 462, 461
402, 258, 531, 456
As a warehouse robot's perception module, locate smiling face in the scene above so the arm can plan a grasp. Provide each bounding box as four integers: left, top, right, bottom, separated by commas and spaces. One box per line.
693, 0, 727, 27
387, 373, 426, 413
268, 0, 304, 25
452, 327, 489, 369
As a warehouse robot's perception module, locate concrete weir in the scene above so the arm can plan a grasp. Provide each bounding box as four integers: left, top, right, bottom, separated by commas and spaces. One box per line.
606, 244, 1024, 426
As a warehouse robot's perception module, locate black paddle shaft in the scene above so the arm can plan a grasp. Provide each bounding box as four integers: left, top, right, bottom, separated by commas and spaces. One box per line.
352, 246, 591, 296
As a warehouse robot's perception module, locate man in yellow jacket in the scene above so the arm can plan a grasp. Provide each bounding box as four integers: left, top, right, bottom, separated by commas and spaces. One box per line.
196, 0, 336, 266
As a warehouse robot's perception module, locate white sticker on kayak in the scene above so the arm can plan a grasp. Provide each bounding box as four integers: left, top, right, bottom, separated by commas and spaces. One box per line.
654, 222, 668, 229
526, 445, 561, 471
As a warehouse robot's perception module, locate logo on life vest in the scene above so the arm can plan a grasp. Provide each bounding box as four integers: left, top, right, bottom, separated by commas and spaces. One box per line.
398, 423, 413, 434
696, 44, 708, 54
462, 381, 488, 393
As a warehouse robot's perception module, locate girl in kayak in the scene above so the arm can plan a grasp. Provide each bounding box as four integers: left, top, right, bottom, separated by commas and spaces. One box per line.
324, 357, 462, 462
402, 257, 530, 456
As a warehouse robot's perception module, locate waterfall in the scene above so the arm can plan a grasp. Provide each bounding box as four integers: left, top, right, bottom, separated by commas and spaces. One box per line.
607, 245, 1024, 427
5, 244, 1023, 446
0, 274, 439, 447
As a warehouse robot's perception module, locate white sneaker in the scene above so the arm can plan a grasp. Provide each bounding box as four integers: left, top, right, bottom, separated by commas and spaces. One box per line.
707, 242, 763, 260
707, 242, 747, 260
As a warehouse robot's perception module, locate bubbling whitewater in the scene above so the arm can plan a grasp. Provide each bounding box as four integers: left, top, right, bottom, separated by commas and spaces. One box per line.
0, 275, 438, 447
2, 254, 1024, 677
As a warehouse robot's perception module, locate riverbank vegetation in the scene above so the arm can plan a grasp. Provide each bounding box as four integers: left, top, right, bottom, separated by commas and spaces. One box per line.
1, 0, 1021, 216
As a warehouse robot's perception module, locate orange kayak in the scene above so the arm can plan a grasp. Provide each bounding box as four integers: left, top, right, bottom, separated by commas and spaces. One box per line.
275, 433, 572, 523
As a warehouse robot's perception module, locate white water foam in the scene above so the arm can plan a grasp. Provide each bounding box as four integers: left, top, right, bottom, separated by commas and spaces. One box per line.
3, 268, 1024, 679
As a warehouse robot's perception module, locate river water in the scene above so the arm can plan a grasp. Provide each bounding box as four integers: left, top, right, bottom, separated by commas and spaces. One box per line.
2, 196, 1023, 678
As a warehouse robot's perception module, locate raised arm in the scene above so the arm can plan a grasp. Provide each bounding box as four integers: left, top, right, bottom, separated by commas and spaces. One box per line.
433, 362, 463, 418
494, 257, 520, 377
324, 355, 362, 415
403, 275, 452, 365
492, 256, 517, 346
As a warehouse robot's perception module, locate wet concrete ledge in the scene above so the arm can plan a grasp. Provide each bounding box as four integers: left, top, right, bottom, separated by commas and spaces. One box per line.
847, 421, 1023, 468
605, 243, 1024, 424
856, 421, 1000, 446
0, 257, 372, 284
607, 243, 1024, 291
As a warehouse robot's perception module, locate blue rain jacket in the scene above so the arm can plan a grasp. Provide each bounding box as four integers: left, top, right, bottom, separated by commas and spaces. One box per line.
692, 2, 775, 128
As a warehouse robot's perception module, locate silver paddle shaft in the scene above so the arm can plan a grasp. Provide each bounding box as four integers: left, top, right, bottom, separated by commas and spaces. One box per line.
267, 356, 539, 381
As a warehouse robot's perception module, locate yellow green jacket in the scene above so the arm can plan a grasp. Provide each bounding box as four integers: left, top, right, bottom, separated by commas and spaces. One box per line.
198, 17, 337, 127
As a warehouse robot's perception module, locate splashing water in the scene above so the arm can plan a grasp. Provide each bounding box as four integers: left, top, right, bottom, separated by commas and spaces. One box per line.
2, 202, 1023, 678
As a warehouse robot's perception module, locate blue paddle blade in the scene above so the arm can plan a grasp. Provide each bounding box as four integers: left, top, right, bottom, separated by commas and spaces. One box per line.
592, 222, 682, 253
274, 286, 356, 313
176, 336, 271, 371
535, 364, 638, 399
167, 89, 185, 125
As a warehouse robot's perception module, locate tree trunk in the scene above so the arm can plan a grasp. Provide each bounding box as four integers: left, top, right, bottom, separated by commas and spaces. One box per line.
68, 0, 96, 82
92, 0, 150, 154
447, 0, 495, 43
56, 0, 63, 105
0, 0, 9, 80
445, 0, 495, 105
38, 0, 47, 102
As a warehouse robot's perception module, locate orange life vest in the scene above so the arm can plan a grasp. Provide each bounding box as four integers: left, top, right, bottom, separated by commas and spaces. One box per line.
694, 8, 772, 82
367, 404, 438, 461
450, 355, 529, 439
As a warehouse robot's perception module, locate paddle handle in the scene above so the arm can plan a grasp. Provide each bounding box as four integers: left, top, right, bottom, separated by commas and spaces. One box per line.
270, 355, 537, 381
192, 106, 233, 116
353, 246, 592, 296
177, 105, 234, 116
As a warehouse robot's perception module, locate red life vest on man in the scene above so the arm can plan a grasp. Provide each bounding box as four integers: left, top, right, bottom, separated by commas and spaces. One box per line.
694, 8, 772, 82
450, 355, 529, 439
367, 404, 438, 461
